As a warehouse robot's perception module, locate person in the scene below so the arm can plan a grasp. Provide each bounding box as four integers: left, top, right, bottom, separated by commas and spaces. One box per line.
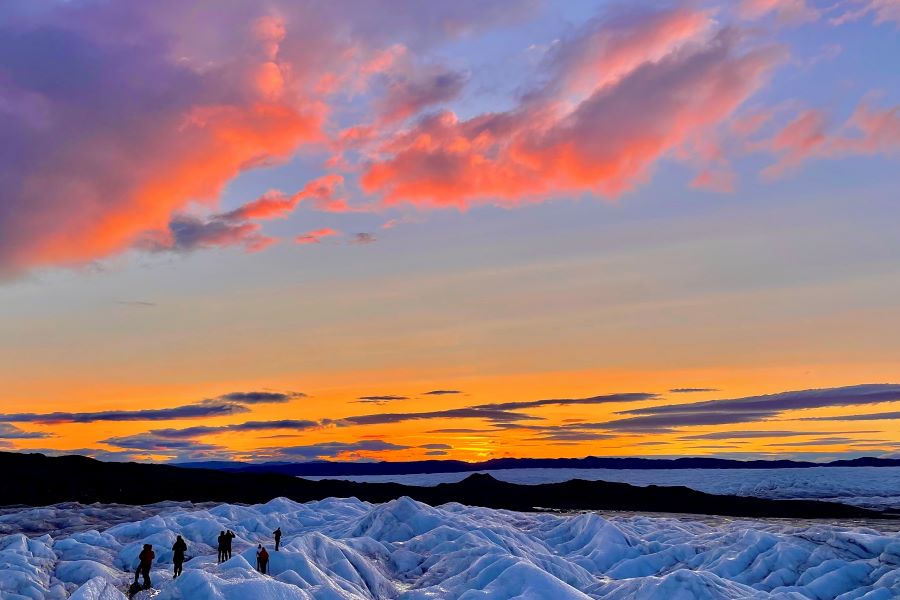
172, 535, 187, 578
273, 527, 282, 552
217, 531, 226, 563
256, 544, 269, 575
134, 543, 154, 589
225, 530, 236, 559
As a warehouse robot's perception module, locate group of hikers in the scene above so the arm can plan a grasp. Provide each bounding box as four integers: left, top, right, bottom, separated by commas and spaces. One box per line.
216, 530, 236, 562
129, 527, 283, 593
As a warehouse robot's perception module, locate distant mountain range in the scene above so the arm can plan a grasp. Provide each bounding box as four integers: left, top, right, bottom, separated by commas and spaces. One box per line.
174, 455, 900, 477
1, 451, 893, 519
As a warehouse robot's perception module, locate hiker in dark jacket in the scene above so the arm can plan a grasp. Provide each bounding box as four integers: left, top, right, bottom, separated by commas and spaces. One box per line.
225, 530, 236, 559
217, 531, 226, 563
273, 527, 282, 551
134, 543, 155, 589
172, 535, 187, 578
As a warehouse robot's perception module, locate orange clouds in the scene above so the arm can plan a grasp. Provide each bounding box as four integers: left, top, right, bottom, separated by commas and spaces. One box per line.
225, 174, 348, 224
2, 0, 898, 276
361, 20, 783, 208
1, 1, 533, 274
0, 4, 328, 272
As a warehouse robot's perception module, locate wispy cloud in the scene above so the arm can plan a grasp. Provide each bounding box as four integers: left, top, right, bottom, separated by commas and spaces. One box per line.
679, 430, 841, 440
351, 233, 377, 245
295, 228, 340, 245
761, 98, 900, 179
473, 392, 655, 411
0, 423, 52, 439
102, 419, 318, 448
529, 430, 618, 442
0, 391, 303, 424
426, 428, 493, 434
327, 407, 543, 427
603, 384, 900, 432
355, 395, 409, 404
99, 435, 228, 453
276, 440, 409, 460
799, 410, 900, 422
773, 436, 893, 447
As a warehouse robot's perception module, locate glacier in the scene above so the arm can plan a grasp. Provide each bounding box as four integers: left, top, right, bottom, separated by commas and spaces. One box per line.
304, 467, 900, 510
0, 496, 898, 600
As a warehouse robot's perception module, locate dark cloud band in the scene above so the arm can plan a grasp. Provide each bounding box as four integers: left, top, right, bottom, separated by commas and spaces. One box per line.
0, 391, 303, 424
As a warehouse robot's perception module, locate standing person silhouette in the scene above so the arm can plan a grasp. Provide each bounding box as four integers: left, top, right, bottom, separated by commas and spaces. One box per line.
256, 544, 269, 574
134, 543, 154, 589
273, 527, 282, 552
172, 535, 187, 578
225, 530, 236, 559
217, 531, 226, 563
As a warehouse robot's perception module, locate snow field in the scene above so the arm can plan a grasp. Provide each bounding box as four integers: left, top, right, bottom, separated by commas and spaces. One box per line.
0, 496, 897, 599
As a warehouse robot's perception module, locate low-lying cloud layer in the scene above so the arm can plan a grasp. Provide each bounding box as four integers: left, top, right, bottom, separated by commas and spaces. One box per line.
4, 384, 899, 461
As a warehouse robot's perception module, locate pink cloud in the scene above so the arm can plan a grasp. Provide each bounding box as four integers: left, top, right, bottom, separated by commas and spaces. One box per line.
295, 228, 339, 244
731, 107, 778, 139
762, 109, 829, 177
377, 63, 468, 123
739, 0, 820, 24
831, 0, 900, 27
542, 5, 716, 99
691, 169, 737, 193
762, 98, 900, 177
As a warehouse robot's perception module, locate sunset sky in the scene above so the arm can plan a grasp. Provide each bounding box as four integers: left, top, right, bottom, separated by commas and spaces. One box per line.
1, 0, 898, 464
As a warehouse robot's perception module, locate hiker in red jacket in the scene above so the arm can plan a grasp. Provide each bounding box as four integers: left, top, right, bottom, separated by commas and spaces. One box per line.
256, 544, 269, 575
135, 543, 155, 589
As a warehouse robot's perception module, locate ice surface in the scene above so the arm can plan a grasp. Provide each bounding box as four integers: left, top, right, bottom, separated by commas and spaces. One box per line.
304, 467, 900, 510
0, 496, 897, 599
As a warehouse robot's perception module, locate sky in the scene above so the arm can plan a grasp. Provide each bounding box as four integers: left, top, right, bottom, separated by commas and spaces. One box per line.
0, 0, 898, 464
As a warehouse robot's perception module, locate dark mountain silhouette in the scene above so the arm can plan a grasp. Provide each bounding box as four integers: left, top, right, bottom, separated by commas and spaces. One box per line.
1, 452, 895, 520
175, 455, 900, 477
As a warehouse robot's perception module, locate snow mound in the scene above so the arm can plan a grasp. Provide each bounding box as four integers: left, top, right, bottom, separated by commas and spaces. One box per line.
0, 496, 897, 599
